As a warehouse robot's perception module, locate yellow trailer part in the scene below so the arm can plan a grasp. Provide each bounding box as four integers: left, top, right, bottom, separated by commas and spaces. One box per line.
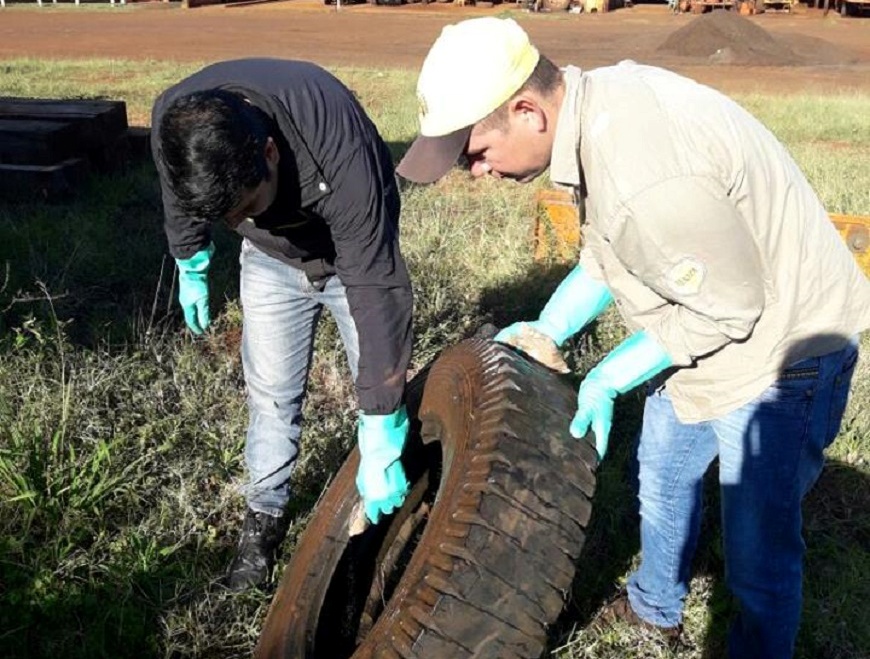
829, 213, 870, 277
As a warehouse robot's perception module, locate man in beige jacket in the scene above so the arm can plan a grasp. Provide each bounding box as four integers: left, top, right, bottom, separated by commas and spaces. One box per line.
397, 17, 870, 659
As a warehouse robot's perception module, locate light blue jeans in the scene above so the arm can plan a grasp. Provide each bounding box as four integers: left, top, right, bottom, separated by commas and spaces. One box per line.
239, 239, 359, 517
627, 337, 859, 659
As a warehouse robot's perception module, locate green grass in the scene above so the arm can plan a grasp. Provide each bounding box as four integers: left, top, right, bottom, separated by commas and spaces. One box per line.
1, 59, 868, 659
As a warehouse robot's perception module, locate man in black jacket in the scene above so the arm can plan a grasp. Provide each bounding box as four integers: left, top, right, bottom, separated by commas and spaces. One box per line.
151, 59, 414, 589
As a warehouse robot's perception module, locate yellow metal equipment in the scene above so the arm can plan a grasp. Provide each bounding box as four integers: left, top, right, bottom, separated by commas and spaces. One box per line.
830, 213, 870, 277
533, 188, 582, 262
533, 188, 870, 277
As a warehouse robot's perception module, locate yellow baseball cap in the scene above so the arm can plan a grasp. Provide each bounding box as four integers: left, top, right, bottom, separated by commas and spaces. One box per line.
396, 17, 540, 184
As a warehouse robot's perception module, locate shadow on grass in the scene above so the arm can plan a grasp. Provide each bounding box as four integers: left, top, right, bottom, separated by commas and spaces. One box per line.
477, 259, 574, 330
0, 162, 242, 349
784, 459, 869, 659
0, 538, 265, 659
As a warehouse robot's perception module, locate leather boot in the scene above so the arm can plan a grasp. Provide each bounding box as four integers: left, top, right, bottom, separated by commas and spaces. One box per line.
225, 508, 289, 591
596, 591, 682, 645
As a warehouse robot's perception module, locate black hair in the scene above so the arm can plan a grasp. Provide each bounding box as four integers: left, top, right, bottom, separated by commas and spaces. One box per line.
159, 89, 270, 220
522, 54, 563, 97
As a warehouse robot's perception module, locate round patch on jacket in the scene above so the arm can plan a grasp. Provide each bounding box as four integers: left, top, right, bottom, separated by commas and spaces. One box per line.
666, 257, 706, 296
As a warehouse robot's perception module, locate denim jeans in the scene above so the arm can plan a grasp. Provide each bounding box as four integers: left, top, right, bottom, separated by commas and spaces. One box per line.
239, 239, 359, 517
627, 337, 859, 659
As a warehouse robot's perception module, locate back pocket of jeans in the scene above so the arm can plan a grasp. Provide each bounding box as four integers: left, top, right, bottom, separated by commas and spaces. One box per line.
756, 366, 818, 406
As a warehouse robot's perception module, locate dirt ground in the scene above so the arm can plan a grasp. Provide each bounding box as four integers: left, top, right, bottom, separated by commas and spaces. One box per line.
0, 0, 868, 96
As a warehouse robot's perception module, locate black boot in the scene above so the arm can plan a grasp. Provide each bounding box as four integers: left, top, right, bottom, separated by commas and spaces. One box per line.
226, 508, 289, 591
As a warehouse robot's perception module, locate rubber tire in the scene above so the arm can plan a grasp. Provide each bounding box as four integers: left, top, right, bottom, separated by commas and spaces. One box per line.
256, 338, 598, 658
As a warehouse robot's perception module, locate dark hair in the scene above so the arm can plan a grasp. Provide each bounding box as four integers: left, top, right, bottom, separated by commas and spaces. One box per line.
480, 55, 563, 131
522, 54, 563, 96
159, 89, 270, 220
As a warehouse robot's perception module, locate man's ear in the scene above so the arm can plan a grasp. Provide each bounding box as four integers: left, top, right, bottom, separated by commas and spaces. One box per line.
264, 136, 280, 167
509, 95, 548, 133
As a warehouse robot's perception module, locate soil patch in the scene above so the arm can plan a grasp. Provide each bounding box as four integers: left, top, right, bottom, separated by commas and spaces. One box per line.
657, 11, 803, 65
0, 4, 867, 96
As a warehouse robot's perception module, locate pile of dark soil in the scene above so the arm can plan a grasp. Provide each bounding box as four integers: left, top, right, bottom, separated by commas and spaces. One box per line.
657, 10, 803, 66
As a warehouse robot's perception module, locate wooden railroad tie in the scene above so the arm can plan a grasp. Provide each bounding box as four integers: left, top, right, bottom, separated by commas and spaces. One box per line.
0, 96, 143, 201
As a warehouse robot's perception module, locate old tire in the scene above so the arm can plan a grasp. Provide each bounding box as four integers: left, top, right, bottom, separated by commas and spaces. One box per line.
256, 338, 598, 659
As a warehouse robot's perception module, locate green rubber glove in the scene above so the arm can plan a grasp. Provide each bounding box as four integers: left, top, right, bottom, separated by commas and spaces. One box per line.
356, 406, 410, 525
175, 243, 215, 335
495, 265, 613, 347
570, 331, 673, 459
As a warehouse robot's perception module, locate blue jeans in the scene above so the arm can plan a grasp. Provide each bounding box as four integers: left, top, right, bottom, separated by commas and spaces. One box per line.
239, 239, 359, 517
627, 337, 859, 659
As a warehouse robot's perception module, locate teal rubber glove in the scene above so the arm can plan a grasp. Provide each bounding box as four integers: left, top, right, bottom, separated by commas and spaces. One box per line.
356, 406, 410, 524
495, 265, 614, 347
570, 331, 673, 459
175, 243, 215, 335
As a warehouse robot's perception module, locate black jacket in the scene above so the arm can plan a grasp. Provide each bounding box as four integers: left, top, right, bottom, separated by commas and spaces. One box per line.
151, 58, 412, 415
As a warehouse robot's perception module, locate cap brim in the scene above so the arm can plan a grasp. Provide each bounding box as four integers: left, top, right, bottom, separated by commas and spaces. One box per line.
396, 127, 471, 184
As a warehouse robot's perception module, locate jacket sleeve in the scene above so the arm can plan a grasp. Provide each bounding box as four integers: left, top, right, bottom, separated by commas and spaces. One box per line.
150, 99, 212, 260
316, 144, 413, 416
611, 176, 765, 366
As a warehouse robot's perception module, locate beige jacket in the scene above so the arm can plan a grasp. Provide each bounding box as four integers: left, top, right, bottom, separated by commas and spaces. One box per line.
550, 63, 870, 423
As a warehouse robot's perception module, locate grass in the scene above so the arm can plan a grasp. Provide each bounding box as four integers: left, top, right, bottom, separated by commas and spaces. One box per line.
0, 59, 868, 659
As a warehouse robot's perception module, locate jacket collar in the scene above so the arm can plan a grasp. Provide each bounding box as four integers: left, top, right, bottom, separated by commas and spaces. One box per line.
549, 65, 585, 191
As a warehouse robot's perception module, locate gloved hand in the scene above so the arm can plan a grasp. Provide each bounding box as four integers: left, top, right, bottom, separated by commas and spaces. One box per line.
570, 331, 673, 459
356, 406, 410, 524
495, 265, 613, 364
175, 243, 215, 335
